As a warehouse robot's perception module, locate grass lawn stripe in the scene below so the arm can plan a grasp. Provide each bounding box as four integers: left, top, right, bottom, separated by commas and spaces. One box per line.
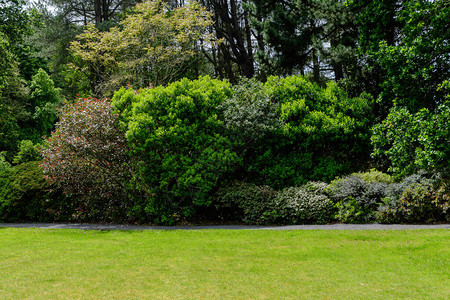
0, 228, 448, 299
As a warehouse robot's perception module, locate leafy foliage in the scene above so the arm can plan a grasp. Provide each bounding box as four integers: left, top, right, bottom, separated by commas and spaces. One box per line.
351, 169, 394, 184
0, 161, 50, 222
0, 102, 20, 161
70, 0, 213, 97
0, 32, 28, 160
215, 181, 277, 224
273, 186, 334, 225
371, 103, 450, 178
244, 76, 374, 187
41, 97, 134, 222
0, 0, 34, 46
215, 182, 334, 225
327, 176, 387, 223
377, 180, 447, 224
13, 140, 41, 164
373, 0, 450, 112
221, 78, 281, 146
112, 76, 239, 224
20, 68, 63, 142
377, 172, 448, 224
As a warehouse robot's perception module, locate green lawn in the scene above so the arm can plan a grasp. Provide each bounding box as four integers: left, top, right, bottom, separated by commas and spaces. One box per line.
0, 228, 448, 299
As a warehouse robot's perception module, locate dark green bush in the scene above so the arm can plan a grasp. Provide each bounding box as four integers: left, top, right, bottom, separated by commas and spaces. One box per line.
215, 182, 334, 225
257, 76, 373, 186
372, 103, 450, 179
225, 76, 374, 188
0, 161, 74, 222
215, 181, 277, 224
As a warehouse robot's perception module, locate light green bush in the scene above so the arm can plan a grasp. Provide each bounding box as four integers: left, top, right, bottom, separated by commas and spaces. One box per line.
112, 76, 240, 224
351, 169, 394, 184
13, 140, 41, 164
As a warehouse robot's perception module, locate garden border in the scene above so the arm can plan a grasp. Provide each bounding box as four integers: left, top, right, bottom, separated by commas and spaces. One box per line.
0, 223, 448, 231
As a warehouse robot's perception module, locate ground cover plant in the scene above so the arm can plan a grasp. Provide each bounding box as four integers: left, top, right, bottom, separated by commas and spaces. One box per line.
0, 228, 448, 299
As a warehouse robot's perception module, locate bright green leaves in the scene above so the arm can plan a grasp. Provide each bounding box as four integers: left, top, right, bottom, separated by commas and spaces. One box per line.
12, 140, 41, 165
222, 76, 373, 187
112, 76, 238, 222
268, 76, 371, 141
371, 103, 450, 178
111, 75, 375, 223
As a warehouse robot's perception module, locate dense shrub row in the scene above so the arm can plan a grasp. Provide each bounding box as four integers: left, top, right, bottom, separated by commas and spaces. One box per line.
1, 158, 447, 224
0, 76, 448, 224
215, 170, 449, 225
109, 75, 373, 223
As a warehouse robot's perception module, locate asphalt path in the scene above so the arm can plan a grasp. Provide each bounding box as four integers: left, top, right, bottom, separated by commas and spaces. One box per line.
0, 223, 449, 231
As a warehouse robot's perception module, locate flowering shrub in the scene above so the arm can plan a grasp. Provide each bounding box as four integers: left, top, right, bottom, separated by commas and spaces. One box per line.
41, 97, 135, 222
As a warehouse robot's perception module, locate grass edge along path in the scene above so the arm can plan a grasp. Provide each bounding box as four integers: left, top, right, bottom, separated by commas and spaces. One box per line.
0, 228, 449, 299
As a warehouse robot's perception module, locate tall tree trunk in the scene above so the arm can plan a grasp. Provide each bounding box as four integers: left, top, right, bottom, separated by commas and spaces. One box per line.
102, 0, 109, 21
330, 37, 343, 81
312, 47, 320, 82
94, 0, 102, 25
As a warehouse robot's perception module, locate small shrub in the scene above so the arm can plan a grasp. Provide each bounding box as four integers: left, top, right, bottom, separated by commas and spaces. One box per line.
327, 176, 387, 223
302, 181, 330, 194
396, 182, 442, 223
272, 186, 334, 224
433, 180, 450, 222
376, 172, 448, 223
334, 197, 366, 224
352, 169, 394, 184
0, 161, 52, 222
381, 171, 432, 209
216, 182, 334, 225
13, 140, 41, 164
215, 181, 277, 224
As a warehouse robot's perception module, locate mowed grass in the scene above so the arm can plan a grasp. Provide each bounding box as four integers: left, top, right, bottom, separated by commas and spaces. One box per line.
0, 228, 448, 299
